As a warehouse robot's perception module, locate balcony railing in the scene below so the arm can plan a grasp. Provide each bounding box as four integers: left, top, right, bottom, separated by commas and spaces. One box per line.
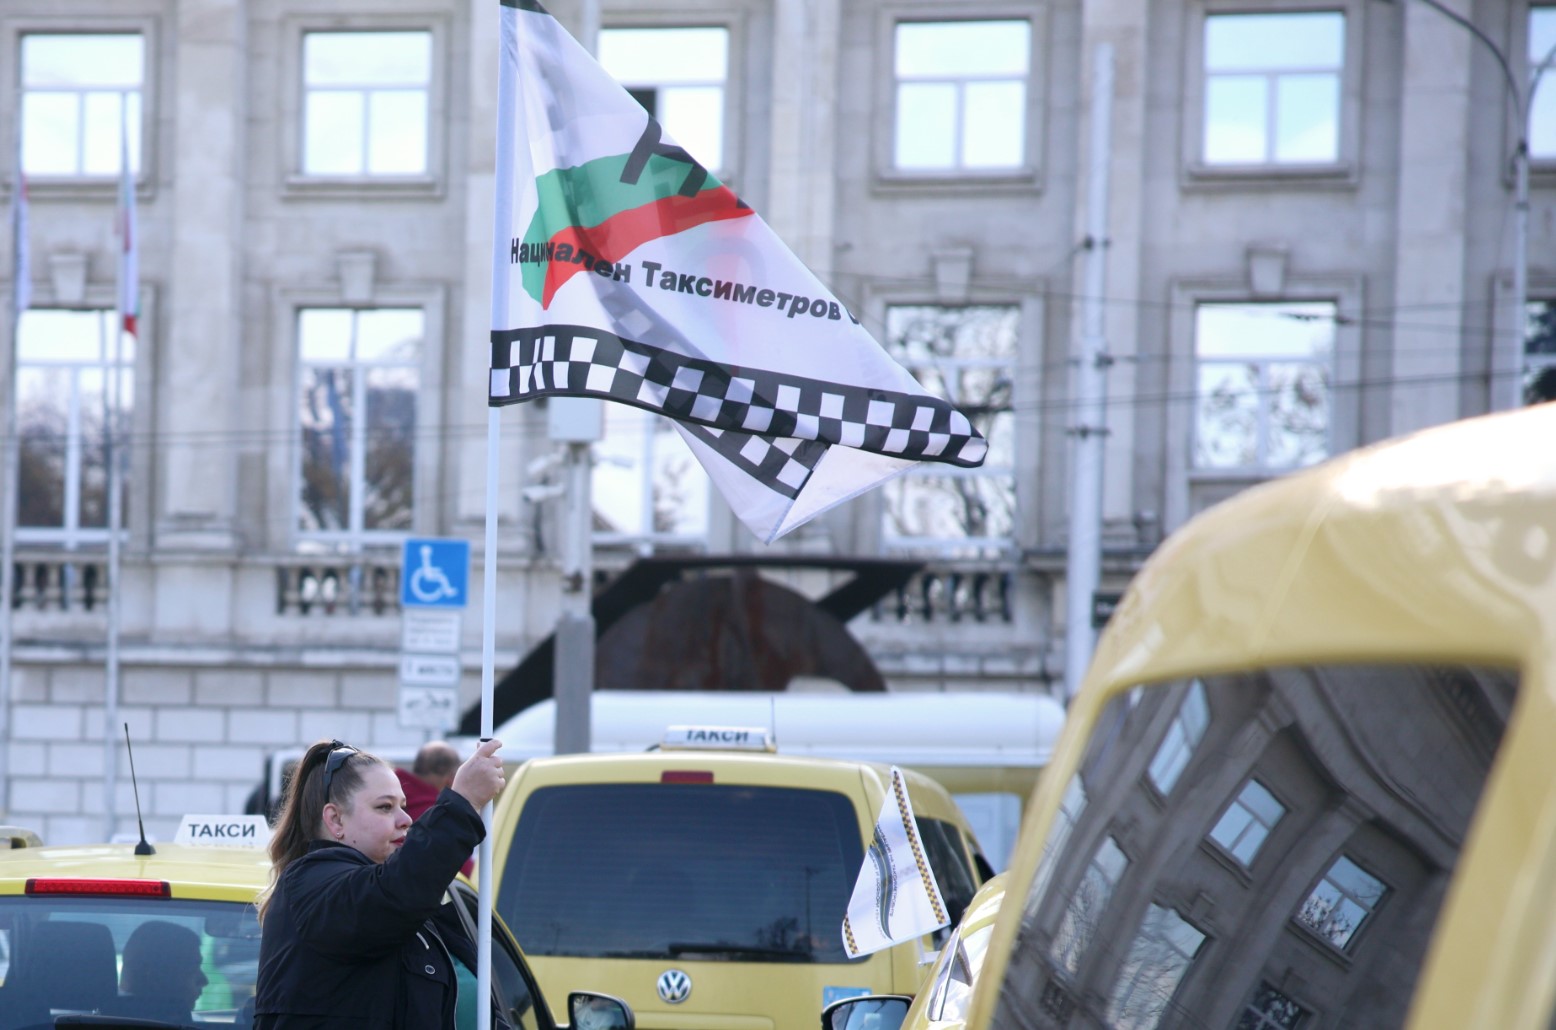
7, 554, 109, 611
7, 551, 1027, 627
274, 557, 401, 616
872, 566, 1015, 624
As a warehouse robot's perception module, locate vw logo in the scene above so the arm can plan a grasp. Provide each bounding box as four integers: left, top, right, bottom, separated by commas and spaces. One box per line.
656, 968, 692, 1004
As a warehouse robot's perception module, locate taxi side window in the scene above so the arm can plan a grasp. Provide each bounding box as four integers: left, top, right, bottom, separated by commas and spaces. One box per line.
917, 818, 979, 935
991, 664, 1516, 1028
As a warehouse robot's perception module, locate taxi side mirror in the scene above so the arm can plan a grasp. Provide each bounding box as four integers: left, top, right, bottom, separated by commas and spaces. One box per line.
567, 991, 634, 1030
819, 995, 911, 1030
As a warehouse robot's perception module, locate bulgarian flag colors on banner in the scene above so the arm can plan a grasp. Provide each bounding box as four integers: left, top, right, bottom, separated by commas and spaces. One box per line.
488, 0, 987, 543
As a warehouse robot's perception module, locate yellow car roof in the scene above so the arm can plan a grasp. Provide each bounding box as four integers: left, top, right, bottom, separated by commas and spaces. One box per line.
0, 841, 271, 901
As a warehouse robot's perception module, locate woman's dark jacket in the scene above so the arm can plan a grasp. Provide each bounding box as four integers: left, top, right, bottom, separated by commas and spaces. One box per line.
254, 790, 486, 1029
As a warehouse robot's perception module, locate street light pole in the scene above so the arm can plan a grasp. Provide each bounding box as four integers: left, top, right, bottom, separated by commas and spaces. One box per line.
1388, 0, 1551, 409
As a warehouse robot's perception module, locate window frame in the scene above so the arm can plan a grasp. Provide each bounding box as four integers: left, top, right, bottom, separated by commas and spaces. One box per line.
1524, 297, 1556, 405
1049, 834, 1128, 977
1180, 0, 1367, 189
1522, 3, 1556, 175
277, 14, 449, 199
13, 308, 136, 546
588, 404, 712, 552
1207, 776, 1288, 868
1163, 275, 1363, 531
1190, 299, 1339, 474
861, 290, 1042, 556
596, 22, 735, 181
1146, 679, 1209, 796
274, 284, 445, 552
873, 2, 1048, 195
1239, 980, 1312, 1029
1292, 852, 1390, 952
1103, 903, 1207, 1029
598, 7, 748, 190
8, 277, 155, 550
2, 15, 159, 200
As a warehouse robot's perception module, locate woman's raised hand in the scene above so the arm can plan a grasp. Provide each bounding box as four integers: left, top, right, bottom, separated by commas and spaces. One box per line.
451, 738, 506, 809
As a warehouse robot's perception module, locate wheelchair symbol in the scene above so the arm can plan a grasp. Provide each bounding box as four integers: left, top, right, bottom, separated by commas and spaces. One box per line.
408, 545, 459, 604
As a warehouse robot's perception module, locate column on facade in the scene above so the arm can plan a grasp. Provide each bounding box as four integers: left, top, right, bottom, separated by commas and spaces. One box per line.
1389, 0, 1474, 433
766, 0, 841, 282
1076, 0, 1147, 542
159, 0, 243, 548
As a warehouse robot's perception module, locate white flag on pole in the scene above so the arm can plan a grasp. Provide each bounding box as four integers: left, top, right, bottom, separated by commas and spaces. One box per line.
488, 0, 987, 543
841, 765, 950, 958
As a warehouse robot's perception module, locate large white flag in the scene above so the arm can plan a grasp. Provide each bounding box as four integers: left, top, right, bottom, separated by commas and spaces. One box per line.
489, 0, 987, 543
841, 765, 950, 959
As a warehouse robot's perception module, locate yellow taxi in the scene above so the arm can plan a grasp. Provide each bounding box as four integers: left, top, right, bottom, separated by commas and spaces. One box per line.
821, 875, 1007, 1030
0, 821, 630, 1030
486, 727, 992, 1030
943, 402, 1556, 1028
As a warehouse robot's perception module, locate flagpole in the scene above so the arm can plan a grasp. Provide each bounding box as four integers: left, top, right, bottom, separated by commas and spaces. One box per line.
104, 111, 132, 840
0, 128, 26, 820
477, 5, 520, 1026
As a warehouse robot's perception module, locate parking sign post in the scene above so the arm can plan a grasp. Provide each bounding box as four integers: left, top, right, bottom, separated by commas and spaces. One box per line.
398, 538, 471, 731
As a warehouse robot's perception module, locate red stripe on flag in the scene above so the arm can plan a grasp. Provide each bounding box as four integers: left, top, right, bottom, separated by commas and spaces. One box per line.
541, 186, 753, 307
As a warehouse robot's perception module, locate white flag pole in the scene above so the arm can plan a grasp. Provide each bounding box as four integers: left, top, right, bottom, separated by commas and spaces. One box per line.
104, 108, 133, 840
477, 5, 520, 1027
0, 125, 27, 821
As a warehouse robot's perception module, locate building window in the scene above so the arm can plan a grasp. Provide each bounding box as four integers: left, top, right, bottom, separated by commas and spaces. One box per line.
301, 31, 431, 176
20, 33, 143, 177
1202, 12, 1344, 165
592, 408, 709, 546
1294, 855, 1388, 950
599, 26, 727, 173
1238, 982, 1310, 1029
893, 20, 1030, 172
1208, 778, 1286, 866
1050, 836, 1127, 976
14, 310, 134, 541
1146, 680, 1209, 795
1031, 774, 1087, 906
1532, 7, 1556, 160
1194, 301, 1334, 471
1104, 904, 1205, 1030
881, 304, 1016, 553
1527, 300, 1556, 404
296, 308, 421, 538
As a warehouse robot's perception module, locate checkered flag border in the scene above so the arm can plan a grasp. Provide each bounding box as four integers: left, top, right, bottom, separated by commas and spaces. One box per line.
490, 325, 987, 499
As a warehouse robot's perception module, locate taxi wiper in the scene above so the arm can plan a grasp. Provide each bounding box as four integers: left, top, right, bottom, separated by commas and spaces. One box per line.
666, 942, 814, 962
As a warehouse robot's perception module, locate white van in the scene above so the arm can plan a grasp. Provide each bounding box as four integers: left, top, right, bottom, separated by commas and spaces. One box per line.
491, 690, 1064, 869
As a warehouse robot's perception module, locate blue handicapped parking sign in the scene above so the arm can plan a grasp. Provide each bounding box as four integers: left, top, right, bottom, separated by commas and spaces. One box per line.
400, 538, 471, 609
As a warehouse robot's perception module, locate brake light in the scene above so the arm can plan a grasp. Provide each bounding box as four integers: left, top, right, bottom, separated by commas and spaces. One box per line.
661, 770, 714, 784
26, 878, 171, 898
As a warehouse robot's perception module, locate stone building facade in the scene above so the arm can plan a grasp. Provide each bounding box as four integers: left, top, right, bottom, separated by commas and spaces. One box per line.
1, 0, 1552, 842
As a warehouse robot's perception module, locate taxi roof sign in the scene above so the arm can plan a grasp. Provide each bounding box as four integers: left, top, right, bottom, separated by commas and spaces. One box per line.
661, 725, 776, 752
174, 815, 272, 847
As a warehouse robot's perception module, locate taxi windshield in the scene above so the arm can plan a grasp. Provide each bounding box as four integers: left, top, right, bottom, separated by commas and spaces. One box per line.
498, 783, 864, 963
0, 895, 261, 1028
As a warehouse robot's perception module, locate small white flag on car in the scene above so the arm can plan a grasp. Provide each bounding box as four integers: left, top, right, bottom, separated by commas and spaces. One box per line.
841, 766, 949, 958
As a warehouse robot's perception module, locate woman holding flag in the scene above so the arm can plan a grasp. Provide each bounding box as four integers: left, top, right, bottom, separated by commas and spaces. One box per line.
253, 737, 506, 1029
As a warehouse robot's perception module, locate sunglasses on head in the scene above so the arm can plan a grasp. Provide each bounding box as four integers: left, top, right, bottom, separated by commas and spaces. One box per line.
321, 740, 360, 799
